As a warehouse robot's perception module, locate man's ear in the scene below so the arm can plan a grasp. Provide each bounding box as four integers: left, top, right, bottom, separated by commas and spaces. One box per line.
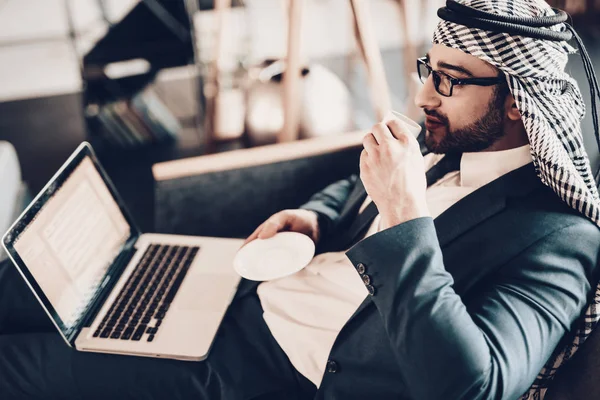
505, 94, 521, 121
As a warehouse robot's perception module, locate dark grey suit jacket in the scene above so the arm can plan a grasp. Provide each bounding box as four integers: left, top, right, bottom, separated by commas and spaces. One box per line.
239, 163, 600, 400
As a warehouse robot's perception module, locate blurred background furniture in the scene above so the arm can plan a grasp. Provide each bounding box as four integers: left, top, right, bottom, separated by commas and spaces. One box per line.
67, 0, 396, 155
203, 0, 393, 151
71, 0, 202, 153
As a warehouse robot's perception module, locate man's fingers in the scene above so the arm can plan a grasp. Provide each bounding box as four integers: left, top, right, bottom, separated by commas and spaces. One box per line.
243, 214, 283, 245
360, 149, 368, 167
372, 122, 394, 144
258, 218, 284, 239
243, 218, 282, 246
362, 132, 378, 154
387, 119, 413, 144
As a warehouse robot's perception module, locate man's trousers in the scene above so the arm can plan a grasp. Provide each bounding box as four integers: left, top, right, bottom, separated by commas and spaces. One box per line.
0, 259, 316, 399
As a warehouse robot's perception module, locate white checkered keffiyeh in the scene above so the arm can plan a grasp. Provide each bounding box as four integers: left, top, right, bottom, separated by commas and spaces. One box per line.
432, 0, 600, 399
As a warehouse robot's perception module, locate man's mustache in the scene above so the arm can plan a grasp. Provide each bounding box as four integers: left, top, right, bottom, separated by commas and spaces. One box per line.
424, 109, 449, 125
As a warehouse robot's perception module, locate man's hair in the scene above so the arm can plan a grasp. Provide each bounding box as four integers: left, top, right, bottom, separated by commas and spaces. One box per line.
494, 78, 510, 104
492, 67, 510, 105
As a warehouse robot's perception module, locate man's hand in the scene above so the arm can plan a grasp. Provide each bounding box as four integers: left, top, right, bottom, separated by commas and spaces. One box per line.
242, 209, 321, 247
360, 119, 430, 230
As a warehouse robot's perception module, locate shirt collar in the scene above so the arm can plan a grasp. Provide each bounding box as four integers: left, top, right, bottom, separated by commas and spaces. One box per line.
460, 144, 533, 188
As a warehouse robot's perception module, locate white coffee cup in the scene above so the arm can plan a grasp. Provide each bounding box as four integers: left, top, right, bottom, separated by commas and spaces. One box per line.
382, 110, 422, 138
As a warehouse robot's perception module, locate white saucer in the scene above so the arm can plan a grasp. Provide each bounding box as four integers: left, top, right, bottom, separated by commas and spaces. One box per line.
234, 232, 316, 281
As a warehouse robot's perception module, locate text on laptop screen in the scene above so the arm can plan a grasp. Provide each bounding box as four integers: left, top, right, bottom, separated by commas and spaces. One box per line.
12, 156, 130, 328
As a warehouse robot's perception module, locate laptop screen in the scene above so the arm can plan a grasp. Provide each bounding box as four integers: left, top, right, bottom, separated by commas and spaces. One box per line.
2, 143, 138, 344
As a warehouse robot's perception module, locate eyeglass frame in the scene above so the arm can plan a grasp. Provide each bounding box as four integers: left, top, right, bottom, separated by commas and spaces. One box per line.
417, 57, 506, 97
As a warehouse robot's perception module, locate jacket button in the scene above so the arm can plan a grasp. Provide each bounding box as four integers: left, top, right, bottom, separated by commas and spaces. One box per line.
326, 360, 338, 373
361, 274, 371, 285
366, 284, 375, 296
356, 263, 366, 274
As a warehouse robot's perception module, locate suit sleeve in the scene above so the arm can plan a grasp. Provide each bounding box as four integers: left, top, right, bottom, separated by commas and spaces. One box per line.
299, 174, 358, 239
345, 217, 600, 400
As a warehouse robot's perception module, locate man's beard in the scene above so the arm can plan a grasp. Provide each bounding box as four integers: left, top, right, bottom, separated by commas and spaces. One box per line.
424, 92, 506, 154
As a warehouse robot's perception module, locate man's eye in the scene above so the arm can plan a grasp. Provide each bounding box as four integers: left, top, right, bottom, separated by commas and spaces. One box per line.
437, 72, 455, 82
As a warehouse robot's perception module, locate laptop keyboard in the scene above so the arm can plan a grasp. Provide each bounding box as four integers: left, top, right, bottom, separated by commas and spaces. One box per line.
93, 244, 199, 342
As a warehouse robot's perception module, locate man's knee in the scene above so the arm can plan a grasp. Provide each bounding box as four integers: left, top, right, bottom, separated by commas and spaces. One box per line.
0, 333, 223, 400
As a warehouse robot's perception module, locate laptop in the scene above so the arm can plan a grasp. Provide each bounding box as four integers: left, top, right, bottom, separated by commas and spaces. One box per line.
1, 142, 245, 361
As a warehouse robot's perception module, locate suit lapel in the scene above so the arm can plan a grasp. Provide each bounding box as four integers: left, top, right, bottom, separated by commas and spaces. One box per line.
434, 163, 538, 247
433, 191, 506, 248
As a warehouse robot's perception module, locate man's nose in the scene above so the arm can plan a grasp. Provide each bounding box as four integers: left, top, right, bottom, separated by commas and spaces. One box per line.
414, 75, 441, 110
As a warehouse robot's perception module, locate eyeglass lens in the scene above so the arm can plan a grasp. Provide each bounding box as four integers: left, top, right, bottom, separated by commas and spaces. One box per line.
418, 61, 452, 96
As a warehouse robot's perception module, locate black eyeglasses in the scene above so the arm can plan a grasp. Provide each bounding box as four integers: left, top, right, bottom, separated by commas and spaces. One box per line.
417, 57, 505, 97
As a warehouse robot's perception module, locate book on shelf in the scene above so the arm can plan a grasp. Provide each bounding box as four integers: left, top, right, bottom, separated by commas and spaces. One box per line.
88, 88, 182, 149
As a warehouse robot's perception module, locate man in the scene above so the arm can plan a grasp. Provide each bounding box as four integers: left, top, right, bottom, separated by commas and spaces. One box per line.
1, 0, 599, 399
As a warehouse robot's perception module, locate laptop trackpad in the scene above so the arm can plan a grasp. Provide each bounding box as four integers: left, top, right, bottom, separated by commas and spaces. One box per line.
175, 275, 238, 311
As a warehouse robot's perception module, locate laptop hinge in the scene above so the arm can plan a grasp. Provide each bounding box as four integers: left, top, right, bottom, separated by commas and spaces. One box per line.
78, 236, 139, 332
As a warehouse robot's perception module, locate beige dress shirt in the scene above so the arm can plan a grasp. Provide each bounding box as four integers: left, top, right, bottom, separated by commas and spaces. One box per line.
256, 145, 533, 387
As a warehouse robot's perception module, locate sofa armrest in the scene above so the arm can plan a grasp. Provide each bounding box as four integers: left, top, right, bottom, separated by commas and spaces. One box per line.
152, 132, 364, 238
